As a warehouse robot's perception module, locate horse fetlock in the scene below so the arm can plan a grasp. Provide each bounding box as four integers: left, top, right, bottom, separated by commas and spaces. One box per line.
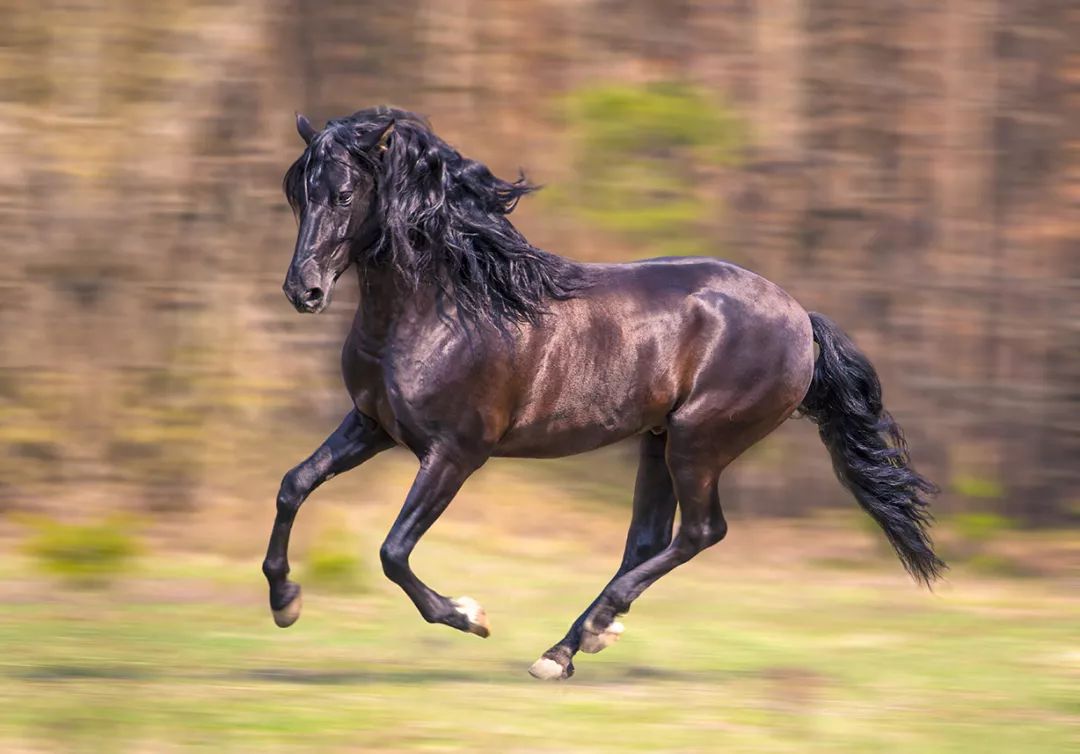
262, 557, 287, 582
585, 596, 627, 631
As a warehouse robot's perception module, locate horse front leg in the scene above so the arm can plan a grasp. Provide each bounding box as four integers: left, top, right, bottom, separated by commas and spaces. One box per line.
530, 431, 677, 680
262, 409, 394, 627
379, 450, 489, 637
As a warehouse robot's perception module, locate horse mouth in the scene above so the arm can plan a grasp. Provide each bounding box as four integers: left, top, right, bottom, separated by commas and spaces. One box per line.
296, 293, 329, 314
295, 300, 327, 314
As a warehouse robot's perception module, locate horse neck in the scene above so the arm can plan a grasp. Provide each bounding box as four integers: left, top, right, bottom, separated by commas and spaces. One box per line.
351, 260, 437, 341
347, 216, 408, 338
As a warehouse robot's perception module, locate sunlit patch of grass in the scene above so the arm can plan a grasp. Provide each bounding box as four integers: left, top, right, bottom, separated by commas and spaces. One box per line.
299, 510, 370, 594
19, 514, 141, 587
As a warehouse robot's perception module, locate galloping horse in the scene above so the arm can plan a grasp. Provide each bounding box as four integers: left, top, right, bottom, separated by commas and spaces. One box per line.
262, 107, 944, 680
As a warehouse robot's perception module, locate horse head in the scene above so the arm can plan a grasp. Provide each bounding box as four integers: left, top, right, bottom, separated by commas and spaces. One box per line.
281, 111, 392, 313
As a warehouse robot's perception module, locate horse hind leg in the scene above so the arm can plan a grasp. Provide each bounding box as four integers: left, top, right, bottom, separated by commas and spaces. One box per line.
581, 445, 728, 645
530, 431, 677, 680
528, 400, 797, 680
578, 410, 796, 650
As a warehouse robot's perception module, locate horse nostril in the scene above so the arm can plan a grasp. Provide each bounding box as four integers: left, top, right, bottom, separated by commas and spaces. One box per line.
303, 288, 324, 305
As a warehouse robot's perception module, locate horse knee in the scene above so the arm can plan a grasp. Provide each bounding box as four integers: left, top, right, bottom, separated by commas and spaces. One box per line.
379, 541, 408, 581
277, 470, 305, 514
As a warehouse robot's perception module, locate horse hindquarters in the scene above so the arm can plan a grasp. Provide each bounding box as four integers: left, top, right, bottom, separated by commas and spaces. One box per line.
568, 298, 818, 640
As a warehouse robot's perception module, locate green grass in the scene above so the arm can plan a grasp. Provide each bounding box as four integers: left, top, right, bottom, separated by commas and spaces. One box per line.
0, 504, 1076, 753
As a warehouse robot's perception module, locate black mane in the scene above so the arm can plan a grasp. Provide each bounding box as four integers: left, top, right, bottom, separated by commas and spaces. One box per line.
284, 107, 587, 325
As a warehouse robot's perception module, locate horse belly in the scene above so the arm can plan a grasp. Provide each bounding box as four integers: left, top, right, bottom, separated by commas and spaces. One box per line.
493, 421, 645, 458
493, 363, 674, 458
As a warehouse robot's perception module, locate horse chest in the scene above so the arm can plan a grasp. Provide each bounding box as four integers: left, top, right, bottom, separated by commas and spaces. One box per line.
341, 337, 391, 424
341, 337, 455, 448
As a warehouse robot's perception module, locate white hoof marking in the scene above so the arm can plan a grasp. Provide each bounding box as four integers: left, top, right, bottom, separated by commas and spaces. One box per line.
452, 596, 491, 638
272, 590, 303, 628
528, 657, 566, 681
580, 620, 624, 654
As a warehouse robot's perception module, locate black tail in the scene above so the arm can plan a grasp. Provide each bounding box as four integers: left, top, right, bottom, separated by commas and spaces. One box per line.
799, 312, 945, 586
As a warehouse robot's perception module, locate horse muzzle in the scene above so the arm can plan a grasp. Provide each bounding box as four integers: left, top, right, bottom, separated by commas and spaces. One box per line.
283, 278, 331, 314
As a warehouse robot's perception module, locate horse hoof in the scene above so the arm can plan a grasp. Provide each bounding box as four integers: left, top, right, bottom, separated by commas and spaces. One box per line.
272, 588, 302, 628
580, 620, 624, 654
528, 657, 569, 681
452, 596, 490, 638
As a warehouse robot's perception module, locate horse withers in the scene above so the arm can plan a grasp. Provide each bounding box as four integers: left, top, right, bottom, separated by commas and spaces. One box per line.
262, 107, 944, 681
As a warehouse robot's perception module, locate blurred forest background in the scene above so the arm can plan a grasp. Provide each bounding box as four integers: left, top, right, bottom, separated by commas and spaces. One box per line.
1, 0, 1076, 525
0, 2, 1078, 753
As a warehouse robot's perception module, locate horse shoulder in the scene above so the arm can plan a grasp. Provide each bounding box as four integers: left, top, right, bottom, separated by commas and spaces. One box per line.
381, 325, 516, 451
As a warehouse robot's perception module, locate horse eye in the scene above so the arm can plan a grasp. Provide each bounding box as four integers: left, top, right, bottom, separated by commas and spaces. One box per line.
335, 191, 353, 207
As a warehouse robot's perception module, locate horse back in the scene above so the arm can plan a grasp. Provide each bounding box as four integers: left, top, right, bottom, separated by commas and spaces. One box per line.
493, 257, 813, 458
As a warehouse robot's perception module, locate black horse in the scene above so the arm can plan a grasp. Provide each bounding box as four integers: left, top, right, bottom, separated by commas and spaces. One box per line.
263, 106, 944, 680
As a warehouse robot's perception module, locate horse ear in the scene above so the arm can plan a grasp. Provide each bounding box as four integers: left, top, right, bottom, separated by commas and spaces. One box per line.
295, 112, 318, 144
376, 122, 396, 152
357, 121, 396, 154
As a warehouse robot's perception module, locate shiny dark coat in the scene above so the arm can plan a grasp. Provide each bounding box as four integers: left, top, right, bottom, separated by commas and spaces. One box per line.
263, 107, 942, 680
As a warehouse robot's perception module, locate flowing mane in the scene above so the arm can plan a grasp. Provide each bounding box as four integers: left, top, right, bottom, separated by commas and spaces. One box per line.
284, 107, 588, 325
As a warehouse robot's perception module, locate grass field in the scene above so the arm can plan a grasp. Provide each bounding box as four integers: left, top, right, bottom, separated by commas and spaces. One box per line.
0, 460, 1077, 753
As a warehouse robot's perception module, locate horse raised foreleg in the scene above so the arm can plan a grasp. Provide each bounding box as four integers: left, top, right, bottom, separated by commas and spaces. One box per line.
262, 409, 393, 627
379, 452, 489, 636
530, 432, 677, 680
